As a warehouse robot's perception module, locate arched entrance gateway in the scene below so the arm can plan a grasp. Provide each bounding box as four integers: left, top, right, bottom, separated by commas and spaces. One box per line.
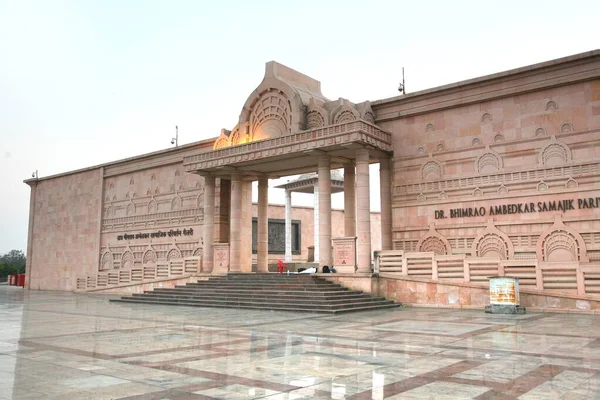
184, 61, 394, 274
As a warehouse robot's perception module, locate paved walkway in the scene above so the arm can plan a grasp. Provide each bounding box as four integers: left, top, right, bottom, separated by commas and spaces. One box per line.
2, 286, 600, 399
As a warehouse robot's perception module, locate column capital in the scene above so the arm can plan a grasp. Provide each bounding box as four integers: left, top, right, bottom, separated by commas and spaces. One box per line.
230, 170, 242, 181
356, 148, 370, 163
258, 176, 269, 187
317, 154, 331, 165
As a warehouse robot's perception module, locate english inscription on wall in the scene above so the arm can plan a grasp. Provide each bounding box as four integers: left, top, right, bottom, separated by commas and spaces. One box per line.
435, 198, 600, 219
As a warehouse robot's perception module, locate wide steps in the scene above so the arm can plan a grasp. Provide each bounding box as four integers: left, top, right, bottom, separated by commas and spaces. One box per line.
111, 274, 399, 314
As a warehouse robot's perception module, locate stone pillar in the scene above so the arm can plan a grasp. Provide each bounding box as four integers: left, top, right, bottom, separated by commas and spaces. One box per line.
202, 174, 215, 272
257, 177, 269, 272
318, 155, 332, 267
313, 184, 319, 264
229, 171, 242, 272
284, 189, 292, 262
380, 157, 393, 251
356, 149, 371, 273
216, 179, 230, 243
344, 164, 356, 237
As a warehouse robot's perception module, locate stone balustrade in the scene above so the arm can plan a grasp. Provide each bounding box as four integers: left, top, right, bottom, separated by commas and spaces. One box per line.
76, 256, 201, 291
376, 250, 600, 296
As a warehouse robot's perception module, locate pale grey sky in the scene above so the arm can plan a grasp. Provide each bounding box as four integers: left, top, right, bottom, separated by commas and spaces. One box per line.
1, 0, 598, 254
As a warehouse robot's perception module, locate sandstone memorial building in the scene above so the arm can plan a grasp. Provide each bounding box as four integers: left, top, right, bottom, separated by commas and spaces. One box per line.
24, 50, 600, 312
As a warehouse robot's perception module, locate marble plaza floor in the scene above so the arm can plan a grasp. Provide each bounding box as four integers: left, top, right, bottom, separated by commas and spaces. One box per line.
2, 286, 600, 399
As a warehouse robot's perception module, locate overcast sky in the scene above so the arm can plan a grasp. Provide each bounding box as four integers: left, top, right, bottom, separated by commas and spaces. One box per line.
1, 0, 598, 254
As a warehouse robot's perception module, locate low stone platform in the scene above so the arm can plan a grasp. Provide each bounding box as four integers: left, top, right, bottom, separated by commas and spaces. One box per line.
111, 273, 398, 313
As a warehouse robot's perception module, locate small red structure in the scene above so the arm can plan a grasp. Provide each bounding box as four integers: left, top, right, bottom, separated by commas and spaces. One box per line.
276, 260, 287, 274
16, 274, 26, 287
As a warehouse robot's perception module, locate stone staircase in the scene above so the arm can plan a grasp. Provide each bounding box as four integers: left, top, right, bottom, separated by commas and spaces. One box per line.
110, 273, 399, 313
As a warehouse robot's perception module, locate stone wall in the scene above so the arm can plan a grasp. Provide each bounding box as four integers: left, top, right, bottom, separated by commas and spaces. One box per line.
28, 168, 103, 291
376, 275, 600, 314
377, 61, 600, 264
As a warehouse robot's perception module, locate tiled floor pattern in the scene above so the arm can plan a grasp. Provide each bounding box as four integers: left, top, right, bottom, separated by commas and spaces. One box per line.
2, 285, 600, 399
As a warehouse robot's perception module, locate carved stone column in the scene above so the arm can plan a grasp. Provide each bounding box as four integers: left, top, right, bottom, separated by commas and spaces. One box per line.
284, 189, 292, 262
202, 174, 215, 272
318, 155, 332, 267
380, 157, 393, 251
356, 149, 371, 273
313, 184, 319, 264
344, 164, 356, 237
229, 171, 242, 272
257, 177, 269, 272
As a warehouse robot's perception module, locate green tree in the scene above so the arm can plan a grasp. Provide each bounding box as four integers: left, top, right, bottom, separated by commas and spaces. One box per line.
0, 250, 26, 281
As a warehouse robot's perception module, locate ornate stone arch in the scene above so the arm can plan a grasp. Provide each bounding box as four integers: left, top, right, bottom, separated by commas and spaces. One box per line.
475, 146, 503, 174
248, 88, 292, 140
147, 198, 157, 214
472, 220, 514, 259
537, 216, 588, 262
417, 226, 451, 255
306, 110, 325, 129
143, 249, 157, 265
167, 248, 182, 261
126, 202, 135, 216
540, 136, 571, 167
100, 252, 113, 271
171, 196, 182, 211
105, 205, 115, 218
421, 157, 443, 181
192, 247, 203, 257
122, 251, 134, 269
332, 106, 359, 124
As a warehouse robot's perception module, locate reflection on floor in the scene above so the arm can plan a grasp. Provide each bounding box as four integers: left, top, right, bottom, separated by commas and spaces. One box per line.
2, 285, 600, 399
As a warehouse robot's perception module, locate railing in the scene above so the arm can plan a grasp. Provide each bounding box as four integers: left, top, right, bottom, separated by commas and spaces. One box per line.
76, 256, 201, 291
182, 120, 392, 169
376, 250, 600, 296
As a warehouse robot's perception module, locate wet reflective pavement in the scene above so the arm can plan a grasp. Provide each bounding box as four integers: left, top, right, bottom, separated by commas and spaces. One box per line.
2, 285, 600, 399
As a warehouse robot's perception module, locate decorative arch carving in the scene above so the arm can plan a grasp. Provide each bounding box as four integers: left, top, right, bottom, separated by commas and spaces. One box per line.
537, 216, 588, 262
417, 226, 451, 255
154, 187, 160, 195
171, 196, 182, 210
214, 136, 230, 149
438, 191, 448, 200
481, 113, 492, 122
126, 202, 135, 216
476, 146, 503, 174
306, 110, 325, 129
417, 193, 426, 202
472, 137, 482, 146
151, 174, 156, 181
100, 252, 113, 271
537, 181, 548, 192
421, 159, 443, 181
472, 221, 514, 259
565, 178, 578, 189
196, 193, 204, 209
545, 100, 557, 111
417, 146, 425, 155
192, 247, 202, 257
535, 127, 546, 136
540, 136, 571, 167
560, 122, 573, 133
167, 248, 182, 261
229, 128, 241, 146
333, 109, 358, 124
147, 199, 157, 214
250, 89, 291, 140
174, 169, 180, 177
436, 143, 445, 152
497, 185, 508, 195
105, 205, 115, 218
143, 250, 157, 265
494, 133, 505, 143
363, 111, 376, 124
122, 251, 134, 269
129, 178, 134, 185
426, 123, 435, 132
473, 187, 483, 197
